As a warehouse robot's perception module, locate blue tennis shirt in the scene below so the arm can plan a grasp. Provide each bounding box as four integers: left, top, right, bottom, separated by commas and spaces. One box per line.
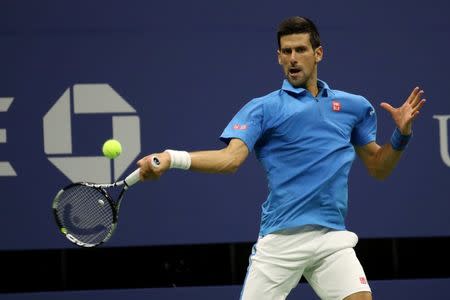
220, 79, 377, 236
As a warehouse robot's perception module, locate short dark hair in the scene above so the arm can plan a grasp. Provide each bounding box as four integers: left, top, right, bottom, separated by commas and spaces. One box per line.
277, 16, 321, 49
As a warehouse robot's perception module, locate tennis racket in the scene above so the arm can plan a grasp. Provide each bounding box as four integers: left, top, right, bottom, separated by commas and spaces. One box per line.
52, 156, 160, 247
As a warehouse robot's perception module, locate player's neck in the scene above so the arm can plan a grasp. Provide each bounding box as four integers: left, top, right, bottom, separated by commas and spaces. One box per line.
305, 76, 319, 97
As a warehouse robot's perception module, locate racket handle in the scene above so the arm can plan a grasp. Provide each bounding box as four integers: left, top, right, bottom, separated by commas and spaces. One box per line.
124, 156, 160, 187
124, 168, 141, 187
150, 155, 161, 168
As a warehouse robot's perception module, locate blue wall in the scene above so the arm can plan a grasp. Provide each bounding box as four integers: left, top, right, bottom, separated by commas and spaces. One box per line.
1, 0, 449, 250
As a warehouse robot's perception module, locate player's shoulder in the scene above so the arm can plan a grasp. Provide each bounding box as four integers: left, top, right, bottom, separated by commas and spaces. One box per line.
253, 89, 280, 102
332, 89, 366, 101
244, 89, 280, 108
331, 89, 372, 107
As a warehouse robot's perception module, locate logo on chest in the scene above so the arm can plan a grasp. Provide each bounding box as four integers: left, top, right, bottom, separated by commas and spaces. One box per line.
332, 100, 341, 112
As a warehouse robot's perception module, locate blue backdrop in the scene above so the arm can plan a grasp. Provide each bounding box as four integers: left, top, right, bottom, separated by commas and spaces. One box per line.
1, 0, 449, 250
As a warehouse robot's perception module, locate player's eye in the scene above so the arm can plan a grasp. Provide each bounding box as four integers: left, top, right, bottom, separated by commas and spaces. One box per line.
295, 47, 307, 53
281, 48, 292, 55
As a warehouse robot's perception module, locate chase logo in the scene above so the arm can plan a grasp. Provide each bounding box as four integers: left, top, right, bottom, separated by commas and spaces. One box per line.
43, 84, 141, 183
0, 97, 16, 176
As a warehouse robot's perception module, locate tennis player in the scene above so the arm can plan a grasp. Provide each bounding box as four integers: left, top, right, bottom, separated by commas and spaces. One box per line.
138, 16, 426, 300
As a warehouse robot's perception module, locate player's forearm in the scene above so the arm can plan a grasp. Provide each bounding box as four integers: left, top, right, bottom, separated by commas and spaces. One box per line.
138, 139, 249, 180
189, 149, 242, 174
367, 144, 403, 180
187, 139, 249, 174
357, 127, 412, 180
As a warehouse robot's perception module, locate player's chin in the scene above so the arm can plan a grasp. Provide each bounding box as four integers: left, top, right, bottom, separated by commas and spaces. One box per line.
286, 76, 306, 88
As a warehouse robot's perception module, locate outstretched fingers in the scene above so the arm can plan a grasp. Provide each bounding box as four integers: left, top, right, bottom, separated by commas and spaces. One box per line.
410, 89, 425, 109
407, 87, 420, 104
379, 86, 427, 133
411, 99, 427, 119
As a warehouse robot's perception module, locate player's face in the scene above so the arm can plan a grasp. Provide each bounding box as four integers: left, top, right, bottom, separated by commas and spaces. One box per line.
277, 33, 323, 88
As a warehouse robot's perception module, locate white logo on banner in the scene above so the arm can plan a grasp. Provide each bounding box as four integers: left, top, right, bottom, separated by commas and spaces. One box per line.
43, 84, 141, 183
433, 115, 450, 167
0, 97, 17, 176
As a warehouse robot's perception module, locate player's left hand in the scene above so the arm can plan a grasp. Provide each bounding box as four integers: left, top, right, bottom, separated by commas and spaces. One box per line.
380, 87, 426, 135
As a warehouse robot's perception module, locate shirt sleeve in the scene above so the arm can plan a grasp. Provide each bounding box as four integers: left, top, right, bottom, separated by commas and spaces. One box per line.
351, 97, 377, 146
219, 98, 264, 152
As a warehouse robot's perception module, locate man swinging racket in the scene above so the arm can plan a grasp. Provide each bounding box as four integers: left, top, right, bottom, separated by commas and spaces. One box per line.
137, 16, 426, 300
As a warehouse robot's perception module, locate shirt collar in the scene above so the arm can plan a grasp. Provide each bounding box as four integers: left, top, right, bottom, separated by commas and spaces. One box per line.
281, 79, 333, 97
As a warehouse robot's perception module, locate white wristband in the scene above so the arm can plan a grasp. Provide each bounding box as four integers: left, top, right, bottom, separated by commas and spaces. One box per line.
165, 149, 191, 170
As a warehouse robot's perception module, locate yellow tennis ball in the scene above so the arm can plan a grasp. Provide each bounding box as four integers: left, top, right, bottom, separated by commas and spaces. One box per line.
102, 139, 122, 159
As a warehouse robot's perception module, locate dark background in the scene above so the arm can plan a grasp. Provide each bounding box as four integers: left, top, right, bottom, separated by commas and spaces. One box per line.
1, 0, 449, 298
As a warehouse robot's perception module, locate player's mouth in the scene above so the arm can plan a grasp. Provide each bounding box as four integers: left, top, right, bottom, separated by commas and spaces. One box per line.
288, 67, 302, 77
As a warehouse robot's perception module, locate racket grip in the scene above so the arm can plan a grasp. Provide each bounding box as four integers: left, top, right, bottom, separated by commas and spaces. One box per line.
124, 168, 141, 187
124, 156, 160, 187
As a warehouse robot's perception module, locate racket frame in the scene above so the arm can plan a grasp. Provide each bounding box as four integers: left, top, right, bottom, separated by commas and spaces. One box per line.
52, 180, 129, 247
52, 158, 158, 248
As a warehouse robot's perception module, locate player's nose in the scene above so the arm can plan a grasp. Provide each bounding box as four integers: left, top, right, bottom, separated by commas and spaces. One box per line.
289, 52, 298, 64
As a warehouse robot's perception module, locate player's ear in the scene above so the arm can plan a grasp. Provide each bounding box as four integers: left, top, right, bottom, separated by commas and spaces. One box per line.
315, 46, 323, 63
277, 49, 282, 65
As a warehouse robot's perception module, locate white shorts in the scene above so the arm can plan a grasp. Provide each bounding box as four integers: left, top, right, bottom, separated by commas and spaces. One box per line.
240, 226, 371, 300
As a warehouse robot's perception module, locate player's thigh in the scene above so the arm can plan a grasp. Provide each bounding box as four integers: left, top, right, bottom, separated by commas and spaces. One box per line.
240, 234, 306, 300
343, 291, 372, 300
304, 248, 371, 300
240, 255, 303, 300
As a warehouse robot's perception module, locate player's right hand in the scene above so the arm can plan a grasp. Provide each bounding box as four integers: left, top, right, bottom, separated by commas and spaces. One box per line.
137, 152, 171, 180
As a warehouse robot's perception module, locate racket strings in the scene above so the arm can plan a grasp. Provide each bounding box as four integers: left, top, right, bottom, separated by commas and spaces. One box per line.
55, 185, 115, 245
